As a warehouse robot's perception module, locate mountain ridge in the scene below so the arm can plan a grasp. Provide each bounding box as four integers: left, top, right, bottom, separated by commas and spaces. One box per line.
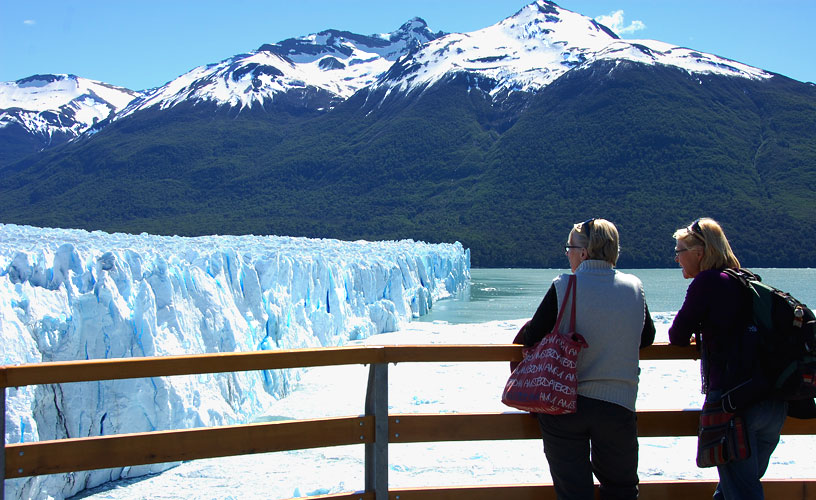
1, 1, 814, 268
0, 74, 141, 164
2, 0, 779, 165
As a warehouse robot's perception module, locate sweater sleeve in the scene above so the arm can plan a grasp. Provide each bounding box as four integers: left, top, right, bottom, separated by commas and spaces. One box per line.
523, 283, 558, 346
668, 276, 706, 346
641, 302, 656, 348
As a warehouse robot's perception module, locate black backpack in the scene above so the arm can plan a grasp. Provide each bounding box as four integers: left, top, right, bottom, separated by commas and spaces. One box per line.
722, 268, 816, 418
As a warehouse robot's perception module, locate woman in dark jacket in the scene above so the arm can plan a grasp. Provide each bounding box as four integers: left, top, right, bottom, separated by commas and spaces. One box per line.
668, 218, 786, 500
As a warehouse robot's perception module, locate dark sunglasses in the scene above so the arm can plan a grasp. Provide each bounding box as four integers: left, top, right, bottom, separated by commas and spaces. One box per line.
581, 218, 596, 234
689, 219, 705, 243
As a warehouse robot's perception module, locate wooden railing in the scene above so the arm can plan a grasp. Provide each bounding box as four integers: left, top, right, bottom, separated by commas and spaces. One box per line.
2, 343, 816, 500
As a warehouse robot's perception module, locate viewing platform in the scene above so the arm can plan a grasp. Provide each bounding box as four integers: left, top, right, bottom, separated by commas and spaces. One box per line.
2, 343, 815, 499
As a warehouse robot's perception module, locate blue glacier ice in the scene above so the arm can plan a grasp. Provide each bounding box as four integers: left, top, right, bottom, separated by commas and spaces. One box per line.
0, 223, 470, 500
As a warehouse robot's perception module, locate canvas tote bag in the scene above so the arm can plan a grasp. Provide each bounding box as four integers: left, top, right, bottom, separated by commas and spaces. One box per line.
502, 274, 588, 414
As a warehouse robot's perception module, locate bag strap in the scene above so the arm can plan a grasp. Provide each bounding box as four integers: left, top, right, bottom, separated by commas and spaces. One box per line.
553, 274, 577, 334
569, 274, 577, 332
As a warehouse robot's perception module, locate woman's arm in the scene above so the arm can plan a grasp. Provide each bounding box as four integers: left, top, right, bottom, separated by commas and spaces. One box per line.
640, 302, 656, 348
668, 277, 706, 346
523, 283, 558, 346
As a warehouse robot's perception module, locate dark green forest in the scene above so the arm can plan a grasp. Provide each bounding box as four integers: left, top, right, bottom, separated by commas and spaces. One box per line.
1, 61, 815, 268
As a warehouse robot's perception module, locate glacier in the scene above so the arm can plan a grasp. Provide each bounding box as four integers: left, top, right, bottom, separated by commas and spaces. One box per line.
0, 223, 470, 500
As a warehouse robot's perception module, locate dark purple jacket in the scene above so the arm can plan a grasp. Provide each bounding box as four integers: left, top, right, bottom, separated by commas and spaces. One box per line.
668, 268, 752, 392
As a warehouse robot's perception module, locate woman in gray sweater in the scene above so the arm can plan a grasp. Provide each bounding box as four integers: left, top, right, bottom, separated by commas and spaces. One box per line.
521, 218, 655, 500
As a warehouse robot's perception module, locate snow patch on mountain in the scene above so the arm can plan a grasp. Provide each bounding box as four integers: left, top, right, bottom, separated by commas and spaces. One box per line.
0, 74, 137, 112
372, 1, 771, 100
116, 51, 336, 115
118, 18, 443, 117
595, 39, 771, 79
1, 2, 776, 151
0, 74, 140, 147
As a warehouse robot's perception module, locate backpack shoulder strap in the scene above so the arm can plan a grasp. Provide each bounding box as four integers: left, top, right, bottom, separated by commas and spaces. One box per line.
723, 268, 766, 306
723, 267, 761, 285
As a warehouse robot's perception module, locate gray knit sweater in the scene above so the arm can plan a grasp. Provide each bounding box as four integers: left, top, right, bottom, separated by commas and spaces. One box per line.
551, 260, 646, 411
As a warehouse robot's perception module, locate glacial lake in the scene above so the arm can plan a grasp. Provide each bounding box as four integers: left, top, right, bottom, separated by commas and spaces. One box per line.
418, 268, 816, 324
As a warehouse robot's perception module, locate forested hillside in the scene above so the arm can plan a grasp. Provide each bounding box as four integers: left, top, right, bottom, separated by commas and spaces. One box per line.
1, 61, 814, 268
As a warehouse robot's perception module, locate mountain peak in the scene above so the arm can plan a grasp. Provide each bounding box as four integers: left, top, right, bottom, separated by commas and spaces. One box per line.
373, 0, 621, 96
15, 74, 78, 87
1, 74, 137, 113
393, 17, 433, 38
392, 16, 429, 36
2, 1, 776, 164
0, 74, 140, 162
371, 0, 769, 100
118, 19, 445, 117
389, 17, 444, 53
258, 18, 444, 62
499, 0, 618, 42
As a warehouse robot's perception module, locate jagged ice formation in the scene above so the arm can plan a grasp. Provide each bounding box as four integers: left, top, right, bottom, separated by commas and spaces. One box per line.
0, 223, 470, 500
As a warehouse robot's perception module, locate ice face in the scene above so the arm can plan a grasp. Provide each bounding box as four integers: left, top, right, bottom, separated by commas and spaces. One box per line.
0, 223, 470, 500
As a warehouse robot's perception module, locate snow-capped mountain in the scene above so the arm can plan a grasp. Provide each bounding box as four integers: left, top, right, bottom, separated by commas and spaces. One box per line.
1, 3, 814, 270
121, 1, 771, 117
116, 18, 443, 118
1, 0, 779, 164
373, 1, 771, 100
0, 74, 140, 150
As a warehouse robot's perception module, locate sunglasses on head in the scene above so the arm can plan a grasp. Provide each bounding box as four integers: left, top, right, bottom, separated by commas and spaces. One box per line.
689, 219, 705, 242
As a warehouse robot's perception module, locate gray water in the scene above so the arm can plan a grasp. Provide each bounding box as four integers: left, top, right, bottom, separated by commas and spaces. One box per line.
419, 268, 816, 324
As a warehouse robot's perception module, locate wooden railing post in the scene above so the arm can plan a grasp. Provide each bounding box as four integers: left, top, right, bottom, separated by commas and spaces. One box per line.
2, 386, 5, 500
364, 363, 388, 500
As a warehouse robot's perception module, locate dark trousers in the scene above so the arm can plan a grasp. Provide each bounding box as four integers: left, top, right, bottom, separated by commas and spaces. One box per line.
537, 395, 639, 500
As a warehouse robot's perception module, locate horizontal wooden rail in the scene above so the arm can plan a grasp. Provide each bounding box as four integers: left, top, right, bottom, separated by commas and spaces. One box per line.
276, 479, 816, 500
7, 409, 816, 479
387, 409, 816, 443
0, 343, 697, 388
284, 493, 374, 500
382, 480, 816, 500
387, 410, 702, 442
0, 346, 386, 388
5, 341, 811, 500
5, 416, 372, 479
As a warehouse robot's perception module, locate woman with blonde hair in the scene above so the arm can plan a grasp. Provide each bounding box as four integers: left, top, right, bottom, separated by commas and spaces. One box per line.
669, 217, 786, 499
520, 218, 655, 499
673, 217, 740, 278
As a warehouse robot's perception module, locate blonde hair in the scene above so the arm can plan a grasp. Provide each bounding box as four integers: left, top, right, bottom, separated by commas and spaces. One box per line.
570, 218, 619, 266
673, 217, 740, 271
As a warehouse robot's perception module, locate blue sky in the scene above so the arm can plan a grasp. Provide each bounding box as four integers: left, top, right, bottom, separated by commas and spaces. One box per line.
2, 0, 814, 91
